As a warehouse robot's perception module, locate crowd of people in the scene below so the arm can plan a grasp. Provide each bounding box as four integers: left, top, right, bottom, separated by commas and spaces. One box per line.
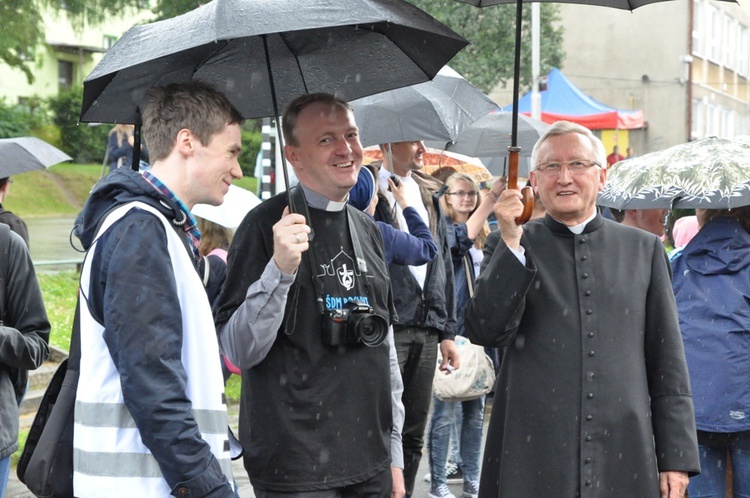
2, 80, 747, 498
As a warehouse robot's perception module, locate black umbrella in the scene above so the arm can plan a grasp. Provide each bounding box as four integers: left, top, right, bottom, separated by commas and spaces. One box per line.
425, 110, 549, 176
350, 65, 498, 147
0, 137, 72, 177
455, 0, 733, 223
79, 0, 467, 200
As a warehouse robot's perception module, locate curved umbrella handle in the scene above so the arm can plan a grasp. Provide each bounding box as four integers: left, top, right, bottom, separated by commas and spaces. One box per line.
507, 147, 534, 225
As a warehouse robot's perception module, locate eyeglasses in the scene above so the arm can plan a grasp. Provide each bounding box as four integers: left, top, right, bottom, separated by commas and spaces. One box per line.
535, 160, 601, 175
446, 191, 479, 198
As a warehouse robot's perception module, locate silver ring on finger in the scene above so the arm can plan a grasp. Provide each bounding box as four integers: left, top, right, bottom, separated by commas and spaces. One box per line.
294, 233, 302, 244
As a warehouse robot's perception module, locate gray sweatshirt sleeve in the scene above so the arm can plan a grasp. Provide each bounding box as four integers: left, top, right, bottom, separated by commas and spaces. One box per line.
218, 258, 295, 369
388, 326, 405, 469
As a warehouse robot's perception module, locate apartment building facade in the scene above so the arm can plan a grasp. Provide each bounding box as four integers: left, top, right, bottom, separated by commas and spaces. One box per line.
490, 0, 749, 154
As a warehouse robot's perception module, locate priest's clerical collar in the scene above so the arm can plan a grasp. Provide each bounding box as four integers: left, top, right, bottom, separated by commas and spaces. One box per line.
559, 211, 598, 234
299, 183, 348, 212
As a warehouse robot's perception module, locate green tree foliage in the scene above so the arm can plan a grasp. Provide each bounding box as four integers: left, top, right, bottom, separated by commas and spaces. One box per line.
47, 88, 109, 163
0, 0, 45, 83
3, 0, 150, 82
151, 0, 204, 20
406, 0, 565, 94
0, 98, 49, 139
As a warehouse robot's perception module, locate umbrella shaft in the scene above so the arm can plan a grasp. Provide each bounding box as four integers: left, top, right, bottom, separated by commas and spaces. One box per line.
511, 0, 523, 149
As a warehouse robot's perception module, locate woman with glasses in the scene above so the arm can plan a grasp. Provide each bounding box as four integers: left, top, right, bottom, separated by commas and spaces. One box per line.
427, 173, 504, 498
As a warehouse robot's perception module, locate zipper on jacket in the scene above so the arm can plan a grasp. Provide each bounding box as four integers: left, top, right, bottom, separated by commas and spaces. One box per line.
420, 290, 427, 324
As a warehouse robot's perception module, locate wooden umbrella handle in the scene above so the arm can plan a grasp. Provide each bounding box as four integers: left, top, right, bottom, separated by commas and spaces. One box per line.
507, 147, 534, 225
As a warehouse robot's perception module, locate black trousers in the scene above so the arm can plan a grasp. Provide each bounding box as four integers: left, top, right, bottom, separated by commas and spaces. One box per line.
394, 326, 440, 495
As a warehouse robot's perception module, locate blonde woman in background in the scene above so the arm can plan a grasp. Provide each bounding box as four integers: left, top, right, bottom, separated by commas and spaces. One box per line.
427, 173, 504, 498
106, 124, 150, 172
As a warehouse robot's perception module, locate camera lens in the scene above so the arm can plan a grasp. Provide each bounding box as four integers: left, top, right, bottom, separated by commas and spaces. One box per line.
352, 313, 388, 347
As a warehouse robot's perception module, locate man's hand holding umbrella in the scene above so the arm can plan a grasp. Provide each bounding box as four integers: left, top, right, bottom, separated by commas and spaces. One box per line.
272, 208, 310, 275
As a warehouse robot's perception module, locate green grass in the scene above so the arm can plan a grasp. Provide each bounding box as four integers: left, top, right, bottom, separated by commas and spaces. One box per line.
225, 375, 242, 404
4, 163, 259, 218
11, 428, 29, 467
38, 271, 79, 352
4, 164, 99, 217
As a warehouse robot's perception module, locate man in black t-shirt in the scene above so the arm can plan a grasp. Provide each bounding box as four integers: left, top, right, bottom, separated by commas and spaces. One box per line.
215, 93, 404, 498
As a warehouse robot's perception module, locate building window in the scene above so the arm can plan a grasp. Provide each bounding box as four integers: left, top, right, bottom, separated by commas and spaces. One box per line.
707, 4, 720, 62
691, 98, 703, 139
721, 107, 734, 137
739, 25, 749, 75
58, 60, 73, 91
706, 103, 719, 136
103, 35, 118, 50
723, 15, 735, 69
692, 0, 704, 56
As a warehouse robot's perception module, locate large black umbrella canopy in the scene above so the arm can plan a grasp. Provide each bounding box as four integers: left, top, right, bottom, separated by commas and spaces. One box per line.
80, 0, 468, 124
0, 137, 72, 177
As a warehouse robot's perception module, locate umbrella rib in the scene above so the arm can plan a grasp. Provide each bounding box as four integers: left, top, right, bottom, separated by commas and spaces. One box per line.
276, 32, 309, 95
192, 39, 230, 75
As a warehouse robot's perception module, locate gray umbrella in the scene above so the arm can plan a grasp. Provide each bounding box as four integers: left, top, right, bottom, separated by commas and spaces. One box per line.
0, 137, 72, 177
350, 65, 498, 147
79, 0, 468, 125
425, 111, 549, 176
598, 136, 750, 209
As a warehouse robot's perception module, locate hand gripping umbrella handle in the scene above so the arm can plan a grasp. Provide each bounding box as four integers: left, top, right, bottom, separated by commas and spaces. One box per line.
507, 147, 534, 225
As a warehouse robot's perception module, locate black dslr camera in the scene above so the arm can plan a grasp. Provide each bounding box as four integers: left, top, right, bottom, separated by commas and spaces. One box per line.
321, 300, 388, 347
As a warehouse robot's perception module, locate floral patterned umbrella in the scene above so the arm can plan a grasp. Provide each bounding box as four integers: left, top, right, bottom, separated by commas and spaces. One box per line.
598, 136, 750, 209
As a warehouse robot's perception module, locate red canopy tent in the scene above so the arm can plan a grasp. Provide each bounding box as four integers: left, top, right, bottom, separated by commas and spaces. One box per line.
506, 68, 644, 130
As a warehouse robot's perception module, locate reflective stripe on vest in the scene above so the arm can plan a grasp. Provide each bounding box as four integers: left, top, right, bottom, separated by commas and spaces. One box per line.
74, 201, 232, 496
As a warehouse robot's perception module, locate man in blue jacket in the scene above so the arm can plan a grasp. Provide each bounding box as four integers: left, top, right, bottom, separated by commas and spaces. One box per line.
72, 81, 244, 497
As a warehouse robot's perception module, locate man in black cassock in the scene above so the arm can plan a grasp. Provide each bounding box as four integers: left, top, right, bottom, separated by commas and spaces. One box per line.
465, 121, 699, 498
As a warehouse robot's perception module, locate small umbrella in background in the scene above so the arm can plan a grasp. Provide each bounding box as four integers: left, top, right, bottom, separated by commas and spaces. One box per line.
350, 65, 498, 147
598, 136, 750, 210
425, 110, 549, 177
191, 184, 262, 229
363, 146, 493, 183
0, 137, 72, 176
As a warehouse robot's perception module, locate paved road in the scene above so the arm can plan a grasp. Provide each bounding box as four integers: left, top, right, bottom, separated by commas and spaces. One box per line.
25, 216, 81, 263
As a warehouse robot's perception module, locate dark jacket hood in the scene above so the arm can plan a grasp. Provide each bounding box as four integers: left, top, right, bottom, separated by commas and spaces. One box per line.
74, 168, 184, 250
682, 217, 750, 276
